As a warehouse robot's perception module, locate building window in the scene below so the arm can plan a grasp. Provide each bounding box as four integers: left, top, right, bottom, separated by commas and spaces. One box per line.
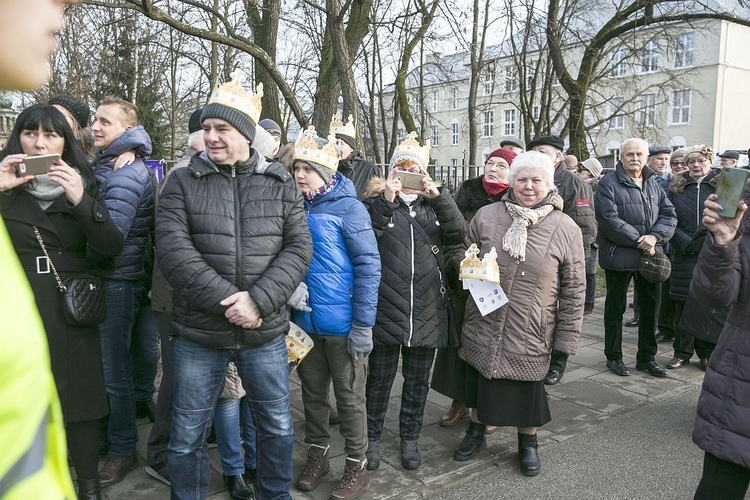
481, 64, 495, 96
611, 46, 627, 77
669, 89, 691, 125
675, 33, 694, 68
482, 111, 494, 138
609, 97, 624, 129
504, 65, 518, 92
450, 158, 458, 167
502, 109, 516, 136
532, 105, 540, 121
451, 88, 458, 109
609, 148, 620, 162
431, 91, 438, 112
431, 125, 439, 146
451, 121, 459, 145
641, 39, 659, 73
636, 93, 656, 127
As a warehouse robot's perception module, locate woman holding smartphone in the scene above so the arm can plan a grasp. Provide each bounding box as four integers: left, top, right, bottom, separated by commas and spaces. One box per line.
0, 104, 123, 500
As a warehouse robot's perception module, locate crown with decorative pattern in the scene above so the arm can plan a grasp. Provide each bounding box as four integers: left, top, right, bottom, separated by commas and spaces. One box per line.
207, 69, 263, 125
459, 244, 500, 283
389, 131, 431, 171
294, 126, 339, 171
330, 114, 356, 139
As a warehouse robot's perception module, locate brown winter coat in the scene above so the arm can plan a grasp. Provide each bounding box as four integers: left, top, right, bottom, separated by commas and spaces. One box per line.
457, 196, 586, 381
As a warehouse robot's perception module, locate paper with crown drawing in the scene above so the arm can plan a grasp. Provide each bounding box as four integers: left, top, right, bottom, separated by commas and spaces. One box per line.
459, 244, 508, 316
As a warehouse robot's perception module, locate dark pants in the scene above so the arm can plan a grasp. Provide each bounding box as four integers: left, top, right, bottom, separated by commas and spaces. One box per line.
366, 344, 435, 442
657, 279, 677, 337
548, 350, 568, 372
604, 271, 658, 363
694, 452, 750, 500
132, 303, 159, 403
146, 311, 173, 467
672, 301, 715, 361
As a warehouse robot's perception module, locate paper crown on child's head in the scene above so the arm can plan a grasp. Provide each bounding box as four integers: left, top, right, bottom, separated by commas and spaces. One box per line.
330, 113, 356, 139
459, 244, 500, 283
294, 126, 339, 172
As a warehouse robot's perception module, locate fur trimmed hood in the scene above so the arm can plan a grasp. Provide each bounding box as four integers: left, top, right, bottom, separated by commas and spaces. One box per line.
669, 169, 720, 195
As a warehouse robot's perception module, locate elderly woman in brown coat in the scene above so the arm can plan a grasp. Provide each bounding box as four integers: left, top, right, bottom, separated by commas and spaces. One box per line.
452, 150, 585, 476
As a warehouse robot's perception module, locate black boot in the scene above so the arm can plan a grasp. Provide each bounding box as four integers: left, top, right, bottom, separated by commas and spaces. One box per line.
517, 432, 540, 476
77, 478, 102, 500
453, 422, 486, 461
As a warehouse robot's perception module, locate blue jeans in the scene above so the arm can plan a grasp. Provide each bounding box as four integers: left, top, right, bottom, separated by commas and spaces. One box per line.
131, 303, 159, 402
214, 397, 257, 475
169, 335, 292, 500
99, 280, 143, 457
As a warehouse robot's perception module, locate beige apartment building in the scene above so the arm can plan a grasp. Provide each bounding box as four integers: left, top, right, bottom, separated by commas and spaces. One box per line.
385, 17, 750, 175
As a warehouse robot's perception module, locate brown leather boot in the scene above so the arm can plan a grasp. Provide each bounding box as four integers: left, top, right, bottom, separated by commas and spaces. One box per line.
98, 454, 138, 488
330, 457, 369, 500
439, 401, 468, 427
296, 444, 330, 491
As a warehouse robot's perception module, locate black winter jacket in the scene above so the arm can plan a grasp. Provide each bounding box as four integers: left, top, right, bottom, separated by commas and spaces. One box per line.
554, 165, 596, 260
453, 176, 508, 222
668, 169, 720, 301
366, 187, 467, 348
156, 151, 312, 349
595, 162, 676, 271
339, 152, 382, 201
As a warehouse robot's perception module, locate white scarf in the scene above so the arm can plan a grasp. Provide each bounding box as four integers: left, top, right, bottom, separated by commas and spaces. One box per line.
502, 202, 554, 261
399, 192, 418, 205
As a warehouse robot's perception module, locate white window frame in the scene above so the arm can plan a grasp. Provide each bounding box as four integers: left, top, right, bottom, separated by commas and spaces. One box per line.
636, 93, 656, 127
502, 109, 516, 136
669, 89, 691, 125
450, 120, 459, 146
609, 97, 625, 129
532, 105, 540, 121
675, 33, 694, 69
431, 124, 439, 146
431, 91, 438, 112
611, 46, 627, 77
450, 158, 458, 167
451, 88, 458, 110
504, 65, 517, 93
481, 111, 494, 138
641, 39, 659, 73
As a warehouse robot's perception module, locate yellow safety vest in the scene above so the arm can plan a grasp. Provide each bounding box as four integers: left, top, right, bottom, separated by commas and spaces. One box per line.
0, 218, 75, 499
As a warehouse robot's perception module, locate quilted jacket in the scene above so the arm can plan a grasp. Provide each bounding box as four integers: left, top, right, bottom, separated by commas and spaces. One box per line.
156, 150, 312, 348
94, 125, 155, 281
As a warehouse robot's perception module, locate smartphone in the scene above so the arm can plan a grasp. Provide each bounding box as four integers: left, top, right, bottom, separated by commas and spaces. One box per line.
396, 170, 427, 190
16, 154, 61, 177
715, 167, 750, 218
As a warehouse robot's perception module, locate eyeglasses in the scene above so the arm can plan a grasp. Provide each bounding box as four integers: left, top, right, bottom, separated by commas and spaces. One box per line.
670, 161, 685, 166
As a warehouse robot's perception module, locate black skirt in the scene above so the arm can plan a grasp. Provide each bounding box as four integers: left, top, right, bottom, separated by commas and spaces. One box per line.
464, 364, 551, 428
430, 345, 473, 401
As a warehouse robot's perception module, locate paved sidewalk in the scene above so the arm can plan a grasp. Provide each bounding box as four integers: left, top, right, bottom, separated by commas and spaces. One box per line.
100, 300, 710, 499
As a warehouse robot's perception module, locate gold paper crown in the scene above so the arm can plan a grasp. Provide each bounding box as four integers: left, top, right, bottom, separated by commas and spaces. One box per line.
459, 244, 500, 283
294, 126, 339, 172
208, 69, 263, 124
330, 114, 356, 139
393, 131, 431, 168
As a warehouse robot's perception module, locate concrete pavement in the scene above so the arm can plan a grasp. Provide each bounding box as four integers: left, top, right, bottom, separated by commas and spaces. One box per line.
99, 299, 721, 499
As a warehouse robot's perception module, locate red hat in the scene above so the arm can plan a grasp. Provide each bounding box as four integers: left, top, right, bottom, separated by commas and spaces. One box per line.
486, 147, 517, 166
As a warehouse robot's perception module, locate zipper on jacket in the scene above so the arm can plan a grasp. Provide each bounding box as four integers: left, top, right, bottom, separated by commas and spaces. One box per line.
232, 167, 243, 347
695, 180, 702, 228
407, 222, 415, 347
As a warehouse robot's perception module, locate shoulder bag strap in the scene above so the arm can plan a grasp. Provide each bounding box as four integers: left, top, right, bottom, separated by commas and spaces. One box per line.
32, 226, 66, 293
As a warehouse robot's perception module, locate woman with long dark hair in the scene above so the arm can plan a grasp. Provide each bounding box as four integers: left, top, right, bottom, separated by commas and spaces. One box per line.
0, 104, 123, 500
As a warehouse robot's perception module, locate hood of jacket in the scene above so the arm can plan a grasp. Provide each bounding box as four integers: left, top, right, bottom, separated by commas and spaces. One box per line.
305, 173, 358, 208
96, 125, 152, 164
669, 168, 721, 195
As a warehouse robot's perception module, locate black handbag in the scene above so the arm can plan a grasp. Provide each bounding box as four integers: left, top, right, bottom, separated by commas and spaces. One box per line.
403, 214, 462, 348
33, 226, 106, 327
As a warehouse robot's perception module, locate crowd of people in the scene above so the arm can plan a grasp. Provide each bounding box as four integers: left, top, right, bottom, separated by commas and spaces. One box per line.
1, 3, 750, 500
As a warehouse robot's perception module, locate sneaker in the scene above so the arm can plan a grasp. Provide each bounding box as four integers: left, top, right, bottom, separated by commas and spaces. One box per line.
296, 444, 330, 491
99, 454, 138, 488
330, 458, 369, 500
144, 461, 171, 487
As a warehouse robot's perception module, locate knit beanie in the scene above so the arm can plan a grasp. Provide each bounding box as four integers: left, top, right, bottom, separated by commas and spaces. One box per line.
49, 95, 90, 129
303, 158, 336, 183
201, 103, 256, 143
188, 108, 204, 134
683, 145, 715, 164
580, 157, 604, 178
335, 133, 357, 150
258, 118, 282, 139
486, 147, 517, 166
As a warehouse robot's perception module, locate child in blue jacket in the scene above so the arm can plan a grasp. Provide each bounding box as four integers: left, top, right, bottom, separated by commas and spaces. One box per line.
289, 127, 380, 498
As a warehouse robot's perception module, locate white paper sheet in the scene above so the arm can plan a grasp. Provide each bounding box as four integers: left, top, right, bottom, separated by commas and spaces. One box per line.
464, 278, 509, 316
